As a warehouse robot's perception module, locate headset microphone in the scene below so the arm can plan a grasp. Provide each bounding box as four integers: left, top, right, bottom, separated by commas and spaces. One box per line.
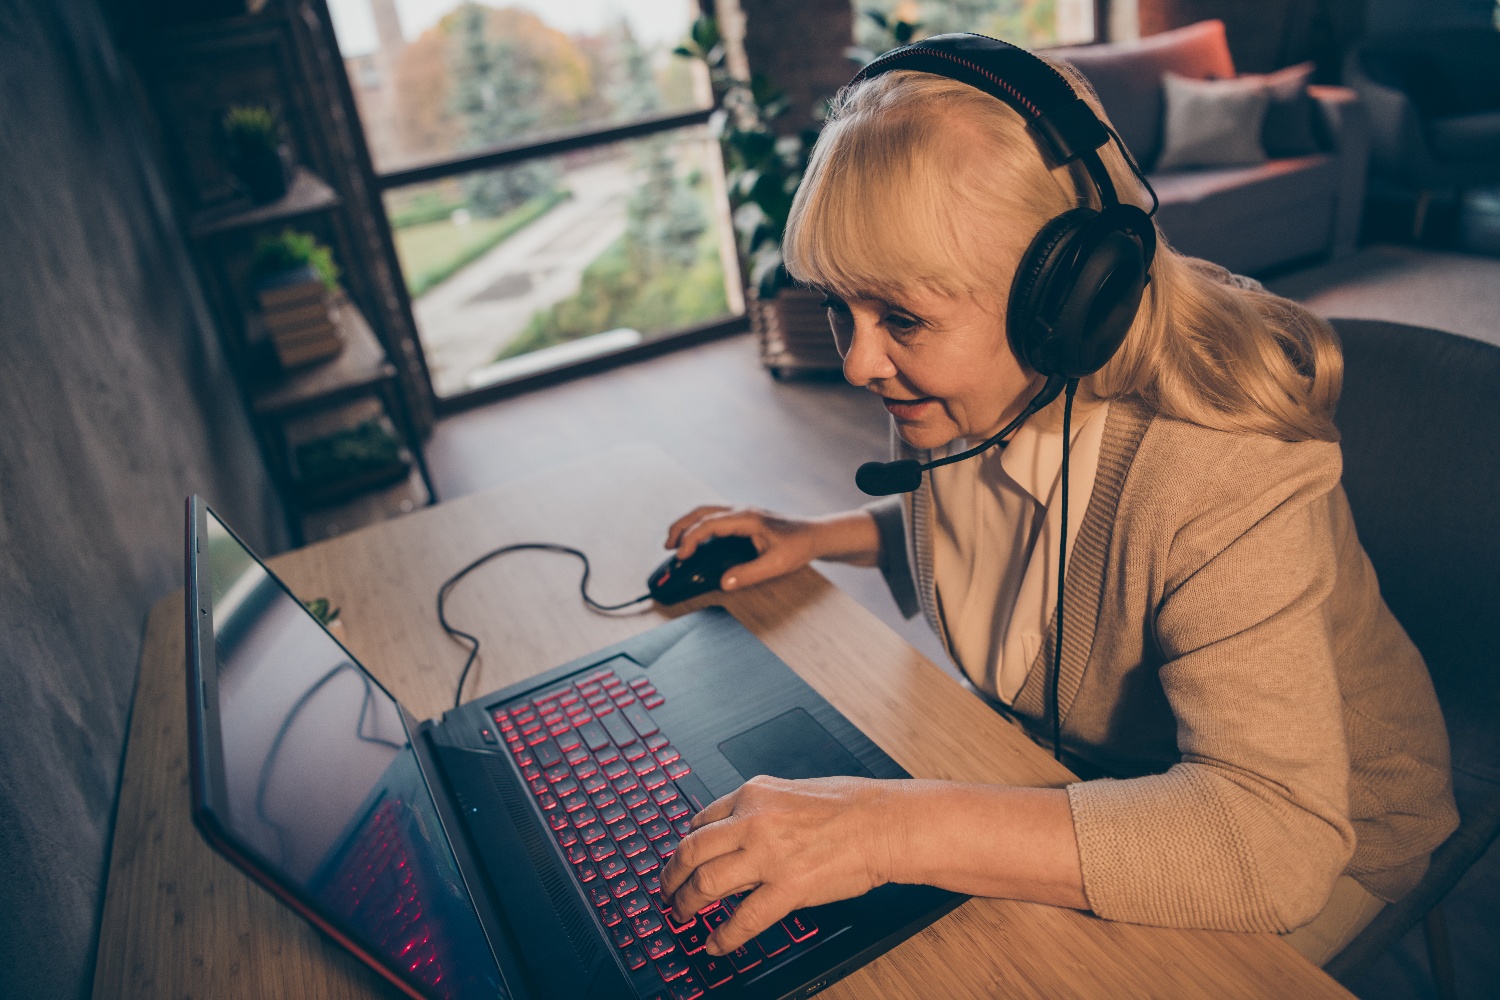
854, 459, 923, 497
855, 375, 1066, 496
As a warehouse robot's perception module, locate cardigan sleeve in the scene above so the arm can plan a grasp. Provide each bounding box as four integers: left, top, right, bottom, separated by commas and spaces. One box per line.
864, 496, 920, 619
1066, 438, 1358, 933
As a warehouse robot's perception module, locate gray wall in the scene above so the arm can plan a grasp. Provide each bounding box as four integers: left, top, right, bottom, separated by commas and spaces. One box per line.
0, 2, 287, 998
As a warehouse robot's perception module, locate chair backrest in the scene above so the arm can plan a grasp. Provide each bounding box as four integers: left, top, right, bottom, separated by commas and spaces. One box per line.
1051, 20, 1235, 171
1330, 319, 1500, 786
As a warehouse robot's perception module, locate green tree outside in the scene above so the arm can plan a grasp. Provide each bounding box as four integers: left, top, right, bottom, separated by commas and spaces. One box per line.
854, 0, 1060, 53
496, 145, 727, 361
451, 3, 559, 216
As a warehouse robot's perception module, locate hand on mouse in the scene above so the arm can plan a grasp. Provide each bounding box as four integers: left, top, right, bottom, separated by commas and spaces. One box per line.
659, 775, 900, 956
663, 506, 880, 591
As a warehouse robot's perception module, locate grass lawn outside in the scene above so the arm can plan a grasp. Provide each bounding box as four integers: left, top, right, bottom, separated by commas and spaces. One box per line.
393, 190, 568, 299
494, 223, 729, 362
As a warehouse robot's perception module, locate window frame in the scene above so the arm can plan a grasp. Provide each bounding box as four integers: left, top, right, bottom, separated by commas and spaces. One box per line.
330, 0, 745, 414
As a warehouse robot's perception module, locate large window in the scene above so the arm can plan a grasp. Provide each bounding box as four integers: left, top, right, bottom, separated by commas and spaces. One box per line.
853, 0, 1096, 50
328, 0, 739, 402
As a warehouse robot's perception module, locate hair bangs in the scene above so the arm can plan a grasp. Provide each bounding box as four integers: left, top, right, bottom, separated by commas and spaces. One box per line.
786, 107, 1004, 302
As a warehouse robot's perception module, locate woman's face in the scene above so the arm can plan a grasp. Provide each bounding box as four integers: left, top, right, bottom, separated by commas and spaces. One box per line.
824, 287, 1041, 450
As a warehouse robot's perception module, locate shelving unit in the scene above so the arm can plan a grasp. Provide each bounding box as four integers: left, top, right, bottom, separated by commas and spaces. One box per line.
251, 298, 436, 541
189, 166, 338, 238
125, 0, 437, 545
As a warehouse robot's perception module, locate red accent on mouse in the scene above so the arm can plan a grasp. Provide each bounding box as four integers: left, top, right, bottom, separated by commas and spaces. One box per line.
647, 536, 759, 605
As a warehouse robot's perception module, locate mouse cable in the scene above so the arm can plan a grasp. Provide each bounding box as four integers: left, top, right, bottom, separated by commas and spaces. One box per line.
440, 543, 652, 708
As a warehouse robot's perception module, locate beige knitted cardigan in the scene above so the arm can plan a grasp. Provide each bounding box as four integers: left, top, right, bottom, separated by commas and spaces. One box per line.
866, 398, 1458, 933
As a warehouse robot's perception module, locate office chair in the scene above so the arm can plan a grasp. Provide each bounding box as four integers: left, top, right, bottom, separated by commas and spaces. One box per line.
1323, 319, 1500, 999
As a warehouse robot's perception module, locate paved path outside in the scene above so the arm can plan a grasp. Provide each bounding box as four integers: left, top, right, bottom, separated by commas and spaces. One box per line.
414, 156, 634, 396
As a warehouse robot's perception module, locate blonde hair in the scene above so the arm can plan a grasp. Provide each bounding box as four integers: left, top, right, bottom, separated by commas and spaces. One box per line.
783, 64, 1342, 443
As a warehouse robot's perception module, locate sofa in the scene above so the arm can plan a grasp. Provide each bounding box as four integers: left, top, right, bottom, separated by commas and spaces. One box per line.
1344, 29, 1500, 236
1052, 21, 1370, 276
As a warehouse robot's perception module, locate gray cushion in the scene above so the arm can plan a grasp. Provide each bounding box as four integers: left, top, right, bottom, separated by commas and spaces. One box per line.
1427, 111, 1500, 163
1052, 19, 1236, 170
1155, 72, 1270, 171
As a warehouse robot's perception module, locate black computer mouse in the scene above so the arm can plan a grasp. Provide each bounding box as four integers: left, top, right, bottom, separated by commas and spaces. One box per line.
647, 534, 760, 605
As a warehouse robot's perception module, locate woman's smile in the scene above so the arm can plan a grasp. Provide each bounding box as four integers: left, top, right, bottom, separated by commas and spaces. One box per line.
881, 395, 939, 421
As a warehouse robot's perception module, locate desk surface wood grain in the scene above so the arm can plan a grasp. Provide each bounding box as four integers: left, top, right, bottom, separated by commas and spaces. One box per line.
93, 444, 1351, 999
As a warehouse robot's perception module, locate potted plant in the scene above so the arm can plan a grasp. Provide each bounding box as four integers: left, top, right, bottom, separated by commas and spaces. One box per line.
249, 228, 345, 370
303, 597, 348, 642
223, 104, 291, 204
845, 8, 925, 68
292, 417, 411, 508
251, 228, 340, 292
676, 18, 840, 378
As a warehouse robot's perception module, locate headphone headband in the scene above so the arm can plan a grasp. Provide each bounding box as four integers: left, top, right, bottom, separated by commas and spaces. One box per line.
851, 34, 1112, 170
849, 32, 1161, 240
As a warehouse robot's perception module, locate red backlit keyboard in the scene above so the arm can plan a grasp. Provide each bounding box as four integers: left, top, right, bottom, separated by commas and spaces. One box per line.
491, 663, 820, 998
323, 799, 451, 998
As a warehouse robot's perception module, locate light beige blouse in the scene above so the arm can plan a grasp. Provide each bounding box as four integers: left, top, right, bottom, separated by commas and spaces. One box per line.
929, 401, 1109, 703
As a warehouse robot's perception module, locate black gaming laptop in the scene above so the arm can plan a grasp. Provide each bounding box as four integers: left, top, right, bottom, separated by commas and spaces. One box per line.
185, 497, 962, 1000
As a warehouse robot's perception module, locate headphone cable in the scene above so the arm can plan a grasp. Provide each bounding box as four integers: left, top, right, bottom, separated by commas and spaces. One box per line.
440, 543, 651, 708
1051, 379, 1078, 762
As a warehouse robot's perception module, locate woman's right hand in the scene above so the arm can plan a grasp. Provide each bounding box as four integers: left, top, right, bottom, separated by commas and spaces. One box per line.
663, 506, 879, 592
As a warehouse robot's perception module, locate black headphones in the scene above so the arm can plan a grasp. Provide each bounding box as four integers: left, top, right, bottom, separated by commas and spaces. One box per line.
847, 35, 1159, 762
851, 32, 1159, 498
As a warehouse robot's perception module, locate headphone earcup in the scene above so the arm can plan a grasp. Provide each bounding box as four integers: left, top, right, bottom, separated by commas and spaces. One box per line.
1008, 205, 1151, 379
1008, 207, 1097, 375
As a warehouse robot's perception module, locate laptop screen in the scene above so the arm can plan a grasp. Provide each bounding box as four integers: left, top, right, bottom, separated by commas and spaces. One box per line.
199, 507, 505, 999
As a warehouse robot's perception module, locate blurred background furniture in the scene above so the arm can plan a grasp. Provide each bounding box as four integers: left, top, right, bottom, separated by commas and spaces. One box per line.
1323, 318, 1500, 1000
1054, 20, 1370, 276
1343, 30, 1500, 240
129, 4, 437, 544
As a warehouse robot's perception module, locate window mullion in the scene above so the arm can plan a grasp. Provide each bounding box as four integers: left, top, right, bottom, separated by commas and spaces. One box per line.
375, 108, 717, 191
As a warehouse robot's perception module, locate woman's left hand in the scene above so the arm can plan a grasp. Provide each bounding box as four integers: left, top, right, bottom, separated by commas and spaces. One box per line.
659, 775, 903, 956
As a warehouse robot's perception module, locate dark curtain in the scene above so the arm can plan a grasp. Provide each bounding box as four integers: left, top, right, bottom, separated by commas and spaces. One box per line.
1136, 0, 1367, 77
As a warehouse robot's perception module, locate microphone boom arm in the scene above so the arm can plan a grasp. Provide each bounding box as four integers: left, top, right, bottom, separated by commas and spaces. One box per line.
856, 375, 1067, 496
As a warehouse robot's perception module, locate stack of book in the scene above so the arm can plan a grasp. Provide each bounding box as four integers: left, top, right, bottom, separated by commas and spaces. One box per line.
753, 286, 843, 377
255, 264, 344, 368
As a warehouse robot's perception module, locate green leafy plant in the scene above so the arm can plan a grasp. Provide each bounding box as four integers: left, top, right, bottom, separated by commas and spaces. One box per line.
251, 228, 341, 292
845, 9, 924, 67
295, 419, 403, 480
675, 16, 818, 298
222, 105, 281, 154
303, 598, 341, 625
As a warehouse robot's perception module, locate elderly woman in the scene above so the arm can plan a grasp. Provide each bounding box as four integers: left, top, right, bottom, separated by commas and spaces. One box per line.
658, 37, 1457, 967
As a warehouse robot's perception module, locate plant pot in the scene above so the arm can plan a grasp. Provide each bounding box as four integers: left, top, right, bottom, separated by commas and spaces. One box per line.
751, 286, 843, 379
229, 142, 292, 204
291, 417, 412, 508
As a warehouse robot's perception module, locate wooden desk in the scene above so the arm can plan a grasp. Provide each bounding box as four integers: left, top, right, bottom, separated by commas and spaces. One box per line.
93, 445, 1352, 999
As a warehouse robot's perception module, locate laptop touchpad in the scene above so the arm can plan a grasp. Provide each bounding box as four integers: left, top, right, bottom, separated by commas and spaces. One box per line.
718, 708, 872, 782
